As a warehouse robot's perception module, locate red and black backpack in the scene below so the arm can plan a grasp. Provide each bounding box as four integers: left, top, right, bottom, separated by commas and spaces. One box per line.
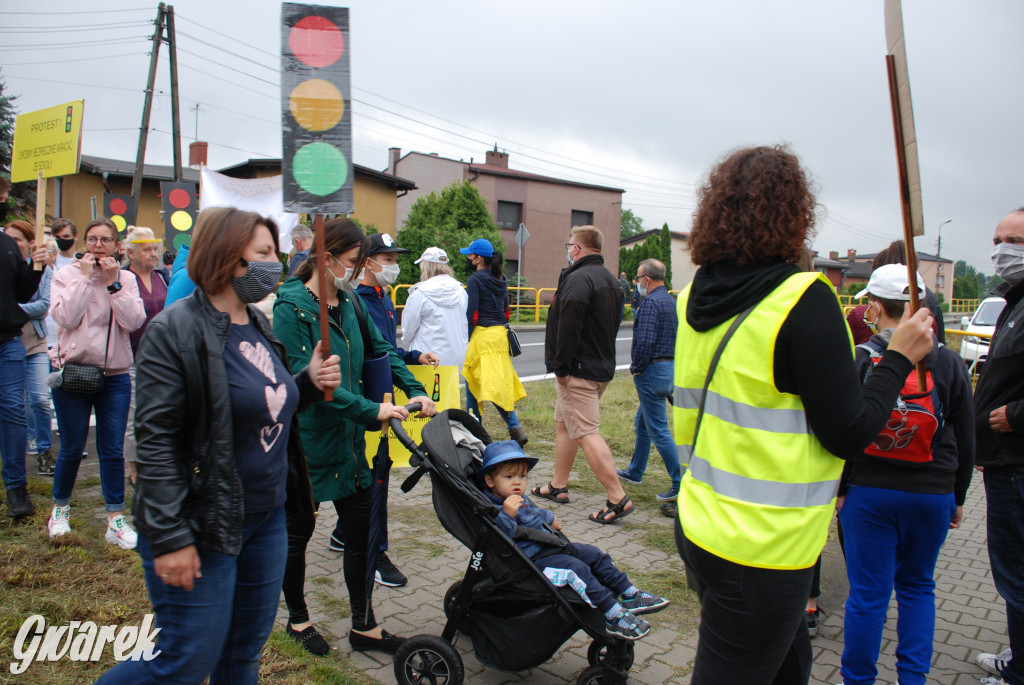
857, 339, 945, 464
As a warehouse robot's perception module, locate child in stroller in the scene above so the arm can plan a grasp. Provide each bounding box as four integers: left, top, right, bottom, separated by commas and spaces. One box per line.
480, 440, 669, 640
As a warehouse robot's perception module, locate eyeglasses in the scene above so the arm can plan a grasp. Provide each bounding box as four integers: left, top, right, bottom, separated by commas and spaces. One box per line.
565, 243, 578, 250
85, 236, 115, 246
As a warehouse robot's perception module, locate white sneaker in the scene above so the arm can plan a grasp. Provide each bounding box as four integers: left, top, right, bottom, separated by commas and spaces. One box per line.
980, 678, 1008, 685
978, 648, 1013, 676
105, 514, 138, 550
48, 505, 71, 539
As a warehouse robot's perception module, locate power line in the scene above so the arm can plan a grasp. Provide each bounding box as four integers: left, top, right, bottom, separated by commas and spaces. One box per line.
0, 8, 151, 15
0, 20, 150, 32
1, 51, 145, 66
2, 73, 149, 94
175, 46, 277, 88
174, 12, 278, 60
175, 30, 279, 74
0, 36, 147, 50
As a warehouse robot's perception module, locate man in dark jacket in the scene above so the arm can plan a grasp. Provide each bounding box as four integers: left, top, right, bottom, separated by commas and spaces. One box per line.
538, 226, 631, 523
974, 208, 1024, 683
1, 231, 47, 518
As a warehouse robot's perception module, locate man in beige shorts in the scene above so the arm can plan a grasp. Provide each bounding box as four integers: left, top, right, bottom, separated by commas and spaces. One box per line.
536, 225, 633, 523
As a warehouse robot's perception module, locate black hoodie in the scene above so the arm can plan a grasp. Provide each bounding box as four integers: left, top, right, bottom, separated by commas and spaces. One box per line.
974, 278, 1024, 469
1, 232, 43, 345
685, 260, 915, 461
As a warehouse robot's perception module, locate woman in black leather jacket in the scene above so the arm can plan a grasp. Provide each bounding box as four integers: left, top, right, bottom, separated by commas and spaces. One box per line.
97, 207, 340, 685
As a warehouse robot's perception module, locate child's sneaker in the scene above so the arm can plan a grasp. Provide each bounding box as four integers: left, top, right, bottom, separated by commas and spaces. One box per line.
48, 505, 71, 539
620, 590, 670, 615
105, 514, 138, 550
806, 608, 819, 637
605, 609, 651, 641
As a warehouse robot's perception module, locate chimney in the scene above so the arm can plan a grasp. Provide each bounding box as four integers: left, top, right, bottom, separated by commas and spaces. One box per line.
189, 141, 208, 168
829, 251, 839, 261
485, 144, 508, 168
388, 147, 401, 175
847, 249, 857, 261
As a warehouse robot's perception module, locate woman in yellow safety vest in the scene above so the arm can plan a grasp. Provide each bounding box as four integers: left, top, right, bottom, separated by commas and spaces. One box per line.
671, 145, 935, 685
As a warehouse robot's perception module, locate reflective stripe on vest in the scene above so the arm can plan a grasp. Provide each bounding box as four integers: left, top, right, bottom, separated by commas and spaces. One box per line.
672, 272, 847, 570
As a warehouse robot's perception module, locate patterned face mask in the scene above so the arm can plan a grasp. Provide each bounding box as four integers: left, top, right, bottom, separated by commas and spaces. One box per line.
992, 242, 1024, 285
232, 259, 283, 303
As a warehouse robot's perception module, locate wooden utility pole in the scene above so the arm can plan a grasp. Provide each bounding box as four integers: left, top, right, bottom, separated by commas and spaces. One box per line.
166, 5, 183, 181
131, 3, 184, 204
131, 3, 166, 203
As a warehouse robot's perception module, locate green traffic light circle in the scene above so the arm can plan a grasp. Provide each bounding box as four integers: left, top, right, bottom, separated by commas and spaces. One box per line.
292, 142, 347, 196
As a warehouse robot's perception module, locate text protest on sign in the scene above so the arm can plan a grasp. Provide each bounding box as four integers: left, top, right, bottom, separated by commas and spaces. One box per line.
365, 365, 460, 469
11, 100, 84, 183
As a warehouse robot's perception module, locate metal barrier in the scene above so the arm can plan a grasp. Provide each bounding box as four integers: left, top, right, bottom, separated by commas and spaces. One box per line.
949, 299, 982, 314
945, 328, 993, 380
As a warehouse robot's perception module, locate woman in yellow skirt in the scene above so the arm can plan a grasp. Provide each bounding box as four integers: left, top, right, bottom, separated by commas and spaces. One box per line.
459, 238, 527, 446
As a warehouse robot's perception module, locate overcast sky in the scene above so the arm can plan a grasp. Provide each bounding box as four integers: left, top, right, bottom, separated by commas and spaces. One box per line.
4, 0, 1021, 276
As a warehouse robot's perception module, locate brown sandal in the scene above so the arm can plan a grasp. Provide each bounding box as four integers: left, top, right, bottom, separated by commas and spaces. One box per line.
531, 482, 570, 503
589, 495, 633, 524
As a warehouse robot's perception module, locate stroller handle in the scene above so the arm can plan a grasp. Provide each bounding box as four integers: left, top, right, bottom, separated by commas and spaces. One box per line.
388, 402, 423, 453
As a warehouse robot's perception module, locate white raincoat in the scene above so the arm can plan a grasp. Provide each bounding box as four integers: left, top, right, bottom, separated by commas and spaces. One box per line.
400, 274, 469, 372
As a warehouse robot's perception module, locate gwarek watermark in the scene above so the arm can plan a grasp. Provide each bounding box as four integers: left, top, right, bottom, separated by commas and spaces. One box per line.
10, 614, 161, 675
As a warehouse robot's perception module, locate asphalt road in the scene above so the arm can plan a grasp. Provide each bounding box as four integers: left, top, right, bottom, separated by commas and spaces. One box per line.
508, 322, 634, 380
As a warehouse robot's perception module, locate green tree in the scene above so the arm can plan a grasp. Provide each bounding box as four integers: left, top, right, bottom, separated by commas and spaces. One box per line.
0, 75, 35, 222
953, 274, 979, 300
620, 208, 644, 239
660, 222, 673, 288
395, 181, 503, 300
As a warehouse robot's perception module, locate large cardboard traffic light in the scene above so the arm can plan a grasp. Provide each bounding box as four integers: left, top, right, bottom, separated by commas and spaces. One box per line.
280, 3, 353, 214
159, 181, 199, 252
103, 194, 137, 234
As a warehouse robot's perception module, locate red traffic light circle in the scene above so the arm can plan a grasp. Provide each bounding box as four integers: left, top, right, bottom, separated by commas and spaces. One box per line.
289, 15, 344, 68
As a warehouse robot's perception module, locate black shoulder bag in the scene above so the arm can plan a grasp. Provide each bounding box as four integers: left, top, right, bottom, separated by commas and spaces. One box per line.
59, 311, 113, 394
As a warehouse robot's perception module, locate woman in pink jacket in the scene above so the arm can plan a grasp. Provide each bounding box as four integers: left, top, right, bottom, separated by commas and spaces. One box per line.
47, 218, 146, 548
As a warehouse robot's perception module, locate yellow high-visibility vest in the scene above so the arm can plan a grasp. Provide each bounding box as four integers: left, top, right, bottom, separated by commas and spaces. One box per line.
673, 272, 847, 570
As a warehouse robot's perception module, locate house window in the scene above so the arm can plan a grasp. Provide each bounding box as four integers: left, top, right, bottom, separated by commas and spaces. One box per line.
571, 210, 593, 228
497, 201, 522, 229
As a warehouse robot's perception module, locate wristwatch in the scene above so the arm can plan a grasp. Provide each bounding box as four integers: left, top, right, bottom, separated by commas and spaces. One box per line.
107, 281, 123, 294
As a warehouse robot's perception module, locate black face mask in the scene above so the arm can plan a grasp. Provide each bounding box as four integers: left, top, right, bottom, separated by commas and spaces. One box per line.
466, 257, 476, 270
56, 237, 76, 252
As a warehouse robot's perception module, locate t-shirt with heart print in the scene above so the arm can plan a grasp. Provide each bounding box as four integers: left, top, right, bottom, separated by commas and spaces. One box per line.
222, 322, 299, 514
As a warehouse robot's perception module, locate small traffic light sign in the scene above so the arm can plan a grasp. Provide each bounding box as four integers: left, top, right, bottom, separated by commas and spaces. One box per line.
159, 181, 199, 252
103, 194, 137, 234
280, 3, 353, 214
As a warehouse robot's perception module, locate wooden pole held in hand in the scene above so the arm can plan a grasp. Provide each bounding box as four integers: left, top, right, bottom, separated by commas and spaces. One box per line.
313, 214, 332, 401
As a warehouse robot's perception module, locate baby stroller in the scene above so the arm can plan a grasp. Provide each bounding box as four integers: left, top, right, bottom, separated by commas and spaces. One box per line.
389, 405, 635, 685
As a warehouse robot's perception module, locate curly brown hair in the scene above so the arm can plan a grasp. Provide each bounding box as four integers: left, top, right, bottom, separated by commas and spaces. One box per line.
689, 145, 817, 267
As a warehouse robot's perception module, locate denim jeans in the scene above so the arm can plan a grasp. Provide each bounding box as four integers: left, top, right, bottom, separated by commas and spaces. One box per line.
985, 467, 1024, 685
51, 372, 131, 511
621, 361, 681, 488
466, 386, 521, 429
0, 337, 28, 489
838, 485, 955, 685
24, 351, 52, 453
96, 506, 287, 685
679, 527, 813, 685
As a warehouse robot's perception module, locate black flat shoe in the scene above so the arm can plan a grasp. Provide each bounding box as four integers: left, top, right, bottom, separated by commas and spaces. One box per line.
348, 629, 406, 654
286, 623, 331, 656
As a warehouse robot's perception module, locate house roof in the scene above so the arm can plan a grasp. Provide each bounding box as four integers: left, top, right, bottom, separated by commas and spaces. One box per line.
217, 158, 417, 191
619, 227, 689, 247
855, 250, 953, 264
80, 154, 201, 183
468, 162, 625, 194
813, 257, 849, 270
844, 261, 874, 279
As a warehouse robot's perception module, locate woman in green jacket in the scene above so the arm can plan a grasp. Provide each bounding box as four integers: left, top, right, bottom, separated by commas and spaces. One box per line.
273, 218, 436, 655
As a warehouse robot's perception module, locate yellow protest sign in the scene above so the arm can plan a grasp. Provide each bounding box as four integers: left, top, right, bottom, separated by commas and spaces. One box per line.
365, 365, 461, 468
11, 100, 85, 183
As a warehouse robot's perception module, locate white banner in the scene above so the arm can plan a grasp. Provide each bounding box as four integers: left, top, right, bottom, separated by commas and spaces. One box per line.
199, 167, 299, 251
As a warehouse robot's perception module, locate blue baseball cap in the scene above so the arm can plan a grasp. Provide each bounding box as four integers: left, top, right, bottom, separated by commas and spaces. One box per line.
479, 440, 538, 476
459, 238, 494, 258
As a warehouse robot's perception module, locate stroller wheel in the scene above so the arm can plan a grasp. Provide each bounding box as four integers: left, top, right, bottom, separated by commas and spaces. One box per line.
586, 640, 635, 671
394, 635, 464, 685
577, 664, 626, 685
443, 581, 471, 635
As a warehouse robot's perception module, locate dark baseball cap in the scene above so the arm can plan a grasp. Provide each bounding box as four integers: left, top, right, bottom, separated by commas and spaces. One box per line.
367, 232, 410, 257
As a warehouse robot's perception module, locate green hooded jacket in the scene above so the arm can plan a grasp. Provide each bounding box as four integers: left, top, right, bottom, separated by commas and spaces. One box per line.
273, 277, 426, 502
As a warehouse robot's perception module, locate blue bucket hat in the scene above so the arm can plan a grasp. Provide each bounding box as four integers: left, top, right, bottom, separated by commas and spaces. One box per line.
459, 238, 494, 258
479, 440, 538, 476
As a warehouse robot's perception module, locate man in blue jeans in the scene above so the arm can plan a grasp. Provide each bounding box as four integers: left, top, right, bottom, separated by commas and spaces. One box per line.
974, 208, 1024, 685
0, 229, 46, 518
617, 258, 681, 506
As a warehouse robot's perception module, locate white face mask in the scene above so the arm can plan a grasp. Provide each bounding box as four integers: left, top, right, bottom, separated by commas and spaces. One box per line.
992, 242, 1024, 285
370, 259, 401, 287
330, 264, 364, 292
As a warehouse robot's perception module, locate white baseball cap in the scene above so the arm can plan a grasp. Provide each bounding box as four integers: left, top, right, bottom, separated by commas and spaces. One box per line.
855, 264, 926, 301
415, 247, 449, 265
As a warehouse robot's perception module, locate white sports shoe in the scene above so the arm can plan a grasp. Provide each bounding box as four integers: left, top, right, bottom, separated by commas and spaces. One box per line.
105, 514, 138, 550
978, 648, 1013, 677
48, 505, 71, 539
